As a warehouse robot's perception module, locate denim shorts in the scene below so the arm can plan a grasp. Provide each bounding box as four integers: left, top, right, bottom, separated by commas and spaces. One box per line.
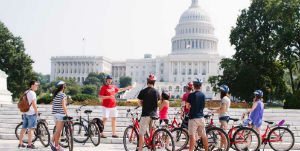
53, 115, 65, 122
219, 116, 230, 123
22, 114, 37, 129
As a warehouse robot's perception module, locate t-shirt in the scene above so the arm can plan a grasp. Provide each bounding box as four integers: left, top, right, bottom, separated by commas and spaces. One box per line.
52, 92, 67, 115
99, 84, 119, 108
187, 91, 206, 119
219, 96, 231, 117
137, 87, 160, 117
25, 90, 36, 115
250, 100, 264, 127
182, 92, 191, 113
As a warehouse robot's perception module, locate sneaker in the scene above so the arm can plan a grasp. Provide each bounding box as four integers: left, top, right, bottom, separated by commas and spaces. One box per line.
56, 146, 64, 151
112, 135, 119, 138
50, 142, 57, 151
18, 144, 26, 148
101, 134, 107, 138
27, 144, 37, 149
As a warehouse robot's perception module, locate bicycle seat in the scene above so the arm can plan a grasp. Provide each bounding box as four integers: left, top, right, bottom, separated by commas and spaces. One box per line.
229, 118, 239, 122
264, 121, 274, 125
84, 110, 92, 114
204, 114, 211, 119
151, 116, 159, 120
39, 119, 46, 122
63, 116, 73, 120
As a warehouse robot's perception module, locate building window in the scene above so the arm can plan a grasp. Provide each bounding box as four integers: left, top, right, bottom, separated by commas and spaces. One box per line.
82, 77, 84, 82
188, 69, 192, 75
202, 69, 206, 75
174, 77, 176, 82
77, 77, 80, 82
182, 68, 186, 75
194, 69, 198, 75
173, 69, 178, 75
160, 70, 163, 74
206, 86, 210, 92
175, 86, 180, 92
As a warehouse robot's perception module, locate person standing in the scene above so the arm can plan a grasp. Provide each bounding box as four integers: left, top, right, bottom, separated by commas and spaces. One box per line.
186, 78, 208, 151
181, 82, 193, 119
99, 75, 132, 138
159, 90, 170, 126
50, 80, 68, 151
18, 80, 39, 149
137, 74, 160, 151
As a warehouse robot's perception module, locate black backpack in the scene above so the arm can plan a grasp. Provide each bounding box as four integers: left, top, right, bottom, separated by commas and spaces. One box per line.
93, 118, 104, 133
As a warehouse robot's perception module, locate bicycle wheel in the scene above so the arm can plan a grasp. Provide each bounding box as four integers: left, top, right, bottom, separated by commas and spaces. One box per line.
53, 126, 69, 148
66, 125, 73, 151
37, 122, 50, 147
73, 122, 89, 143
15, 122, 38, 143
151, 128, 175, 151
170, 127, 189, 151
89, 122, 101, 146
233, 127, 260, 151
206, 127, 230, 151
228, 126, 240, 150
268, 127, 295, 151
123, 126, 139, 151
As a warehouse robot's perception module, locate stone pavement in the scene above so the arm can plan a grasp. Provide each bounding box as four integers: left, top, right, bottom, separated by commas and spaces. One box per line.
0, 140, 298, 151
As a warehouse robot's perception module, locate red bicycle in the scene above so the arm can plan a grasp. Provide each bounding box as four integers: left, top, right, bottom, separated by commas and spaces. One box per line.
123, 107, 175, 151
260, 120, 294, 151
169, 110, 189, 151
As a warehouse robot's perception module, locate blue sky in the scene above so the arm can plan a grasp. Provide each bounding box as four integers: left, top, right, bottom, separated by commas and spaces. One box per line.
0, 0, 251, 74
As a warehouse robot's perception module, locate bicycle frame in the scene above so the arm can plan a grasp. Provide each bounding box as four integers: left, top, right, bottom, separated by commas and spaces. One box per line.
261, 125, 282, 143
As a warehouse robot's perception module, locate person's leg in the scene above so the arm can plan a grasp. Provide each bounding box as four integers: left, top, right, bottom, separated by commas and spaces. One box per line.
188, 119, 197, 151
101, 107, 108, 137
197, 118, 208, 151
139, 117, 150, 151
27, 114, 37, 147
54, 121, 64, 147
220, 121, 228, 149
19, 129, 27, 145
27, 128, 34, 146
111, 117, 116, 136
189, 135, 195, 151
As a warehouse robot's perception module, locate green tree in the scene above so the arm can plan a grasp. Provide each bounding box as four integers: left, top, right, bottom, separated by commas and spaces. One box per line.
119, 76, 132, 88
81, 84, 97, 96
48, 77, 81, 96
0, 21, 37, 99
83, 72, 107, 86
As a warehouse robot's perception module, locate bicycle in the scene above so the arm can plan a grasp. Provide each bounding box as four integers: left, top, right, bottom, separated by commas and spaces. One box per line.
260, 120, 295, 151
15, 113, 50, 147
53, 116, 74, 151
170, 110, 189, 151
123, 106, 175, 151
193, 112, 230, 151
72, 104, 101, 146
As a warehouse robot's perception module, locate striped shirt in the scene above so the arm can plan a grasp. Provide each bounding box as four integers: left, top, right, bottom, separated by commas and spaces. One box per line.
52, 92, 67, 115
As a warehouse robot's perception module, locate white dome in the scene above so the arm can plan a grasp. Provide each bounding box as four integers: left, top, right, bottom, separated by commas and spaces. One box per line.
171, 0, 218, 55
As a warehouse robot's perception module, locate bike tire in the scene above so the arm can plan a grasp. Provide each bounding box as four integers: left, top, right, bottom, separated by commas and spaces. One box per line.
123, 125, 139, 151
37, 122, 50, 147
73, 122, 89, 143
151, 128, 175, 151
206, 127, 230, 151
15, 122, 38, 143
233, 127, 260, 151
268, 127, 295, 151
89, 122, 101, 146
66, 124, 74, 151
170, 127, 189, 151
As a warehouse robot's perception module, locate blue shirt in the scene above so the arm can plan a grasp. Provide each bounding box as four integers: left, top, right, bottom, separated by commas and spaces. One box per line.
250, 100, 264, 127
187, 91, 206, 119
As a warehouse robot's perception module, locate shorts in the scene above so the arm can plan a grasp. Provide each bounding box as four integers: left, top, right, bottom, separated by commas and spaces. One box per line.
159, 119, 169, 125
53, 115, 65, 122
22, 114, 37, 129
219, 116, 230, 123
188, 118, 206, 137
139, 116, 153, 135
102, 107, 118, 118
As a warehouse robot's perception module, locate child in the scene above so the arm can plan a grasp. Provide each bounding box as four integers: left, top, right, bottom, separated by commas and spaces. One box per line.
242, 90, 264, 134
50, 81, 68, 151
159, 90, 170, 126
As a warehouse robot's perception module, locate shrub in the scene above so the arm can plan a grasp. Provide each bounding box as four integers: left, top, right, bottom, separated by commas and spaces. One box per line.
284, 91, 300, 109
37, 94, 52, 104
72, 94, 98, 102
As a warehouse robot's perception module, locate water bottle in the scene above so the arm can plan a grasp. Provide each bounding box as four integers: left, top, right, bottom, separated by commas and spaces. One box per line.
278, 120, 285, 127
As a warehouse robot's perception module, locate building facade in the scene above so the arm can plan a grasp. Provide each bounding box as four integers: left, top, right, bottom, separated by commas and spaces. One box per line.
50, 0, 222, 99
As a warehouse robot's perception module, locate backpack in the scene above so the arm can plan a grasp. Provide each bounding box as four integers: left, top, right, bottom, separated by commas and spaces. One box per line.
17, 90, 32, 113
93, 118, 104, 133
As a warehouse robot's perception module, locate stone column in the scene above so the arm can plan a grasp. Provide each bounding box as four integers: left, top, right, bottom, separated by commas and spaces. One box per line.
0, 70, 12, 104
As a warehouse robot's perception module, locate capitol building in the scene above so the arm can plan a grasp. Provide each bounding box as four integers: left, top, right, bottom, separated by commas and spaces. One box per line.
50, 0, 222, 99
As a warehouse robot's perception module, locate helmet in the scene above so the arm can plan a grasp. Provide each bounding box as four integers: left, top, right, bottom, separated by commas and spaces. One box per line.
186, 82, 193, 89
254, 90, 263, 97
147, 74, 156, 81
220, 85, 229, 92
162, 90, 171, 97
55, 80, 65, 87
106, 75, 113, 79
193, 78, 202, 84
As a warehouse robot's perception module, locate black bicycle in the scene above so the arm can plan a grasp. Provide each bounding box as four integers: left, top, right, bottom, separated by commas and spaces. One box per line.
53, 116, 74, 151
15, 113, 50, 147
72, 104, 101, 146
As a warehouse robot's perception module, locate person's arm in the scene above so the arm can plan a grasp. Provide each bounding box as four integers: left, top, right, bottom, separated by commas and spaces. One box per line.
159, 101, 166, 111
62, 98, 68, 116
138, 99, 143, 107
99, 95, 114, 99
242, 102, 258, 119
118, 86, 133, 92
186, 102, 191, 110
213, 104, 226, 114
32, 99, 38, 116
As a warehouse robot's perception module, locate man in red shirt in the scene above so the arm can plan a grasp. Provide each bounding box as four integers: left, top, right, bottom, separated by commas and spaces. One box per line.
181, 82, 193, 118
99, 75, 132, 138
